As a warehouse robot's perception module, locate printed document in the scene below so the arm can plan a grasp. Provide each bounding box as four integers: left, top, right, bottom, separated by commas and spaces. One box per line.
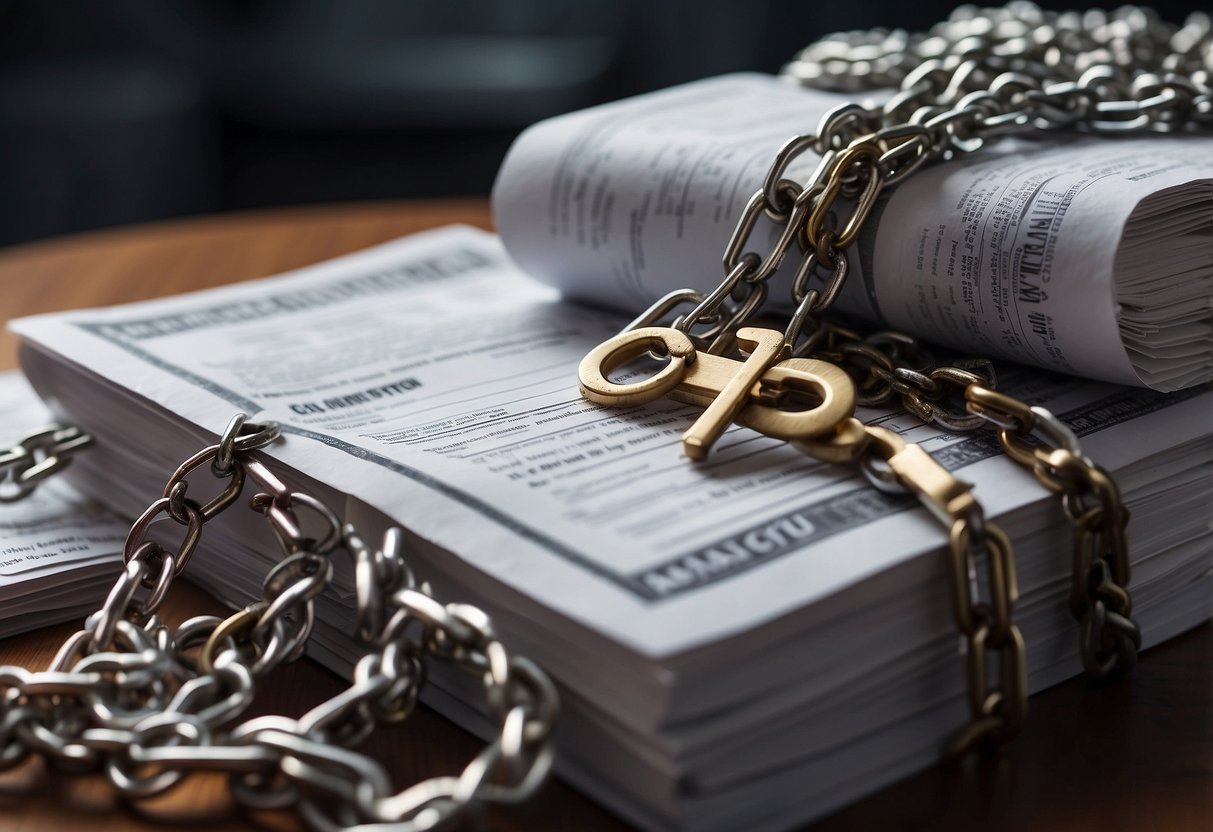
0, 372, 126, 634
493, 73, 1213, 389
11, 227, 1210, 655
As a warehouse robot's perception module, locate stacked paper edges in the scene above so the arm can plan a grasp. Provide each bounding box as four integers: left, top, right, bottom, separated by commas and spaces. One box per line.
12, 225, 1212, 832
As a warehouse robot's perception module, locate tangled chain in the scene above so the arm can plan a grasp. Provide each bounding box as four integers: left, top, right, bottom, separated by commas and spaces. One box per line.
671, 2, 1213, 357
785, 2, 1212, 99
614, 2, 1173, 750
0, 415, 557, 829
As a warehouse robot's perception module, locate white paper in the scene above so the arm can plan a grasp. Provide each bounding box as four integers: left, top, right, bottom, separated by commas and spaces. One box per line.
492, 73, 1213, 389
12, 227, 1211, 657
0, 372, 126, 633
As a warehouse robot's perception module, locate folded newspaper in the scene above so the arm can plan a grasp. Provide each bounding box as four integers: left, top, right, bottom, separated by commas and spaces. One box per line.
494, 74, 1213, 392
10, 222, 1212, 831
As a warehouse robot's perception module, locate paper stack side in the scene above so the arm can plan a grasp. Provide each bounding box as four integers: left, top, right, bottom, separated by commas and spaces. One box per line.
9, 227, 1212, 830
492, 73, 1213, 390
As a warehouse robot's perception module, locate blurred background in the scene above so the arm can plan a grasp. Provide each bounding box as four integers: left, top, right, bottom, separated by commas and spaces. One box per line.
0, 0, 1205, 246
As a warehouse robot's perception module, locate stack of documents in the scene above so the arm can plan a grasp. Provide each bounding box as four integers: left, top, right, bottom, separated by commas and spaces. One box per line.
494, 74, 1213, 392
0, 372, 127, 637
11, 226, 1213, 831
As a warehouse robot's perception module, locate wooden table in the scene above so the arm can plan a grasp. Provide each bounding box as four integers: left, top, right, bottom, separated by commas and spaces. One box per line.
0, 202, 1209, 831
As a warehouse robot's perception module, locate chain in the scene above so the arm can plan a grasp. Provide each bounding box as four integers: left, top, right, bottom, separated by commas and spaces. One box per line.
793, 418, 1027, 755
0, 414, 557, 829
580, 2, 1191, 752
781, 317, 1141, 679
4, 4, 1171, 803
965, 386, 1140, 677
0, 424, 92, 502
712, 1, 1181, 690
661, 2, 1212, 353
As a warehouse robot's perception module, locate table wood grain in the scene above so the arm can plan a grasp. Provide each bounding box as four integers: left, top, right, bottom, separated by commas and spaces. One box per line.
0, 202, 1208, 832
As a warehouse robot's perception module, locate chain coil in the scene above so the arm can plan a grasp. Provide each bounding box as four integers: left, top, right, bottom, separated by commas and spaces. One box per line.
0, 414, 558, 829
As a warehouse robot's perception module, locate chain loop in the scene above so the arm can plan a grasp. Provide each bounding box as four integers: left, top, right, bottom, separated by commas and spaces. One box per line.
0, 414, 557, 828
0, 424, 92, 502
691, 3, 1213, 364
792, 420, 1028, 754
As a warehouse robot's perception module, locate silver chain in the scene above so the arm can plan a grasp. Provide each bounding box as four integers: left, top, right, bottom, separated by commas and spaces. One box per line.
599, 2, 1187, 750
660, 2, 1213, 353
0, 424, 92, 502
0, 415, 558, 829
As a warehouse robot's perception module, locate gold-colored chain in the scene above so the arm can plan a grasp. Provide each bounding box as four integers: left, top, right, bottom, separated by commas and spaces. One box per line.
578, 1, 1193, 751
781, 317, 1143, 678
795, 417, 1028, 755
811, 321, 1142, 679
0, 416, 558, 829
579, 334, 1032, 753
966, 386, 1139, 677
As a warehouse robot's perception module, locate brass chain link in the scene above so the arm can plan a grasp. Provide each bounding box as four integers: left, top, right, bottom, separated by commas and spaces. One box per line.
785, 319, 1141, 679
789, 320, 1141, 679
0, 415, 558, 829
966, 386, 1140, 677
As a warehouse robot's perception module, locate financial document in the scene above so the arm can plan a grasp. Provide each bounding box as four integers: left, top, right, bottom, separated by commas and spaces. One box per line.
0, 372, 126, 634
12, 227, 1210, 655
493, 73, 1213, 389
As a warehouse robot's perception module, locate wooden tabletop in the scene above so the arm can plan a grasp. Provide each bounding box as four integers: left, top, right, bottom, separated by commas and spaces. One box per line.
0, 201, 1208, 832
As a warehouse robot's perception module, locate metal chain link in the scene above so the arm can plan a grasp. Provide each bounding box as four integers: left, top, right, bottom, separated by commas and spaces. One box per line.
0, 414, 558, 829
653, 2, 1212, 353
0, 424, 92, 502
787, 320, 1140, 678
607, 1, 1180, 749
965, 386, 1140, 677
795, 317, 1142, 678
792, 418, 1027, 755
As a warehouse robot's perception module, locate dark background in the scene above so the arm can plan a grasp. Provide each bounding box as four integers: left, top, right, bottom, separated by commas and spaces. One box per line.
0, 0, 1205, 247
